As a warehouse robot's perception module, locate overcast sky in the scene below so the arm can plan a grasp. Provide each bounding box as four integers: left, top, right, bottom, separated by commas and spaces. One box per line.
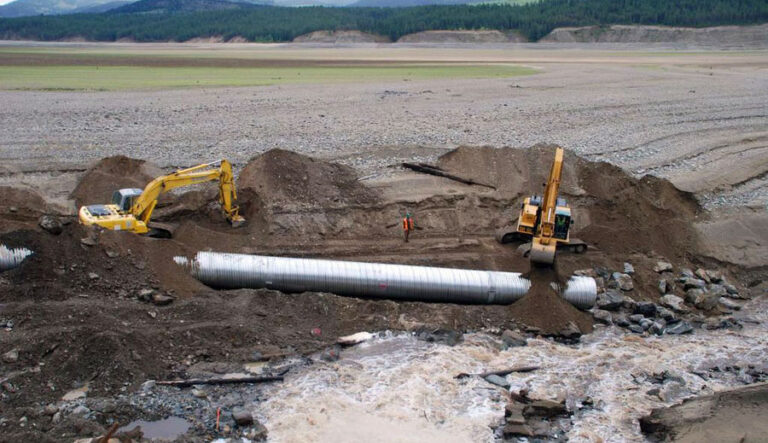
0, 0, 16, 5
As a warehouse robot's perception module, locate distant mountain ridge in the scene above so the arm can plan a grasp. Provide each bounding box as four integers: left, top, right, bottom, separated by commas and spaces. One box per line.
109, 0, 265, 14
0, 0, 122, 17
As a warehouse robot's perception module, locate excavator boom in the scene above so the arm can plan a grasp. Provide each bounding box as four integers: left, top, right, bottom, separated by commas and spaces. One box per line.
79, 159, 245, 236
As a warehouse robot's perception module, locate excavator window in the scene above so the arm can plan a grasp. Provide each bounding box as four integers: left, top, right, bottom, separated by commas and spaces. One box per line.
554, 213, 570, 240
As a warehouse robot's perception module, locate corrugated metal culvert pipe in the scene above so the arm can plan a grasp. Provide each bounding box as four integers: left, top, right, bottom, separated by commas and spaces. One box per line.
562, 276, 597, 309
175, 252, 531, 304
0, 244, 33, 272
175, 252, 598, 308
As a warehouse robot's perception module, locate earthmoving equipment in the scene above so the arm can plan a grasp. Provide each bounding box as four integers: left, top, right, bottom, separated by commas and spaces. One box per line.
79, 160, 245, 237
495, 147, 586, 264
174, 252, 597, 308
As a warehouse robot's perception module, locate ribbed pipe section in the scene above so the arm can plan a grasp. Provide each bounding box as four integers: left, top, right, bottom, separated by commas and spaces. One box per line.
175, 252, 531, 304
562, 276, 597, 309
0, 244, 33, 272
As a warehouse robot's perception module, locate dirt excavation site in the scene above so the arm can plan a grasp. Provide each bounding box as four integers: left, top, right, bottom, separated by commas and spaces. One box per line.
1, 45, 768, 443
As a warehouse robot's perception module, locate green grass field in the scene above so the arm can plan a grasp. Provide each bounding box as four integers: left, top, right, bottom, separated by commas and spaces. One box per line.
0, 64, 537, 91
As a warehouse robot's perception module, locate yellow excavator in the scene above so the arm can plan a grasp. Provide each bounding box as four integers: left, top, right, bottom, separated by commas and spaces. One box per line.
79, 159, 245, 237
496, 147, 586, 265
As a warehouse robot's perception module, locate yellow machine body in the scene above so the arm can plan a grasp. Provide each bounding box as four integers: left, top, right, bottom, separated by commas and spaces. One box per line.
514, 147, 576, 265
78, 159, 245, 237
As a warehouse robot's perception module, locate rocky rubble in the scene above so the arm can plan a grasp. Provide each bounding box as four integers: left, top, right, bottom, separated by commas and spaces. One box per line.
585, 262, 747, 336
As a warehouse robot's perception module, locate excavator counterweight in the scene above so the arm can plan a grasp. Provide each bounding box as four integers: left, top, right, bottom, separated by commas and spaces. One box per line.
79, 159, 245, 237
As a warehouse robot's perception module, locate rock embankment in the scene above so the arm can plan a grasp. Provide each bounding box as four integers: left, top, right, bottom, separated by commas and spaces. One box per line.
397, 30, 527, 43
293, 30, 390, 43
541, 24, 768, 47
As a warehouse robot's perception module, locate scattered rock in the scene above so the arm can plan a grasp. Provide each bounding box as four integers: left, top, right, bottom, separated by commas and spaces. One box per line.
708, 284, 728, 298
680, 268, 695, 278
416, 328, 463, 346
52, 412, 61, 424
657, 307, 677, 322
592, 309, 612, 325
523, 399, 566, 418
151, 293, 174, 306
623, 262, 635, 274
706, 270, 723, 283
629, 314, 645, 323
629, 324, 645, 334
596, 289, 624, 311
501, 330, 527, 348
660, 294, 688, 313
649, 321, 665, 335
634, 302, 657, 317
137, 288, 154, 301
665, 321, 693, 335
687, 289, 720, 310
38, 215, 63, 235
505, 402, 526, 425
653, 261, 673, 273
682, 278, 706, 290
558, 321, 581, 340
640, 318, 654, 330
192, 389, 207, 399
80, 236, 98, 247
141, 380, 155, 392
718, 298, 742, 311
485, 374, 511, 389
71, 405, 90, 416
615, 314, 630, 327
694, 268, 711, 283
658, 279, 668, 295
232, 408, 254, 426
2, 348, 19, 363
503, 423, 534, 438
612, 272, 634, 291
43, 404, 58, 416
723, 284, 741, 297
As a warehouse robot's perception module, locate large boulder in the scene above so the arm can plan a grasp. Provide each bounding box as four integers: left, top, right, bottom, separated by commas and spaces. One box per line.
660, 294, 688, 313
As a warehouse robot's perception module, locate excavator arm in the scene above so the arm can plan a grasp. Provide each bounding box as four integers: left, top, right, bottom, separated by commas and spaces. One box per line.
530, 147, 564, 264
131, 160, 244, 227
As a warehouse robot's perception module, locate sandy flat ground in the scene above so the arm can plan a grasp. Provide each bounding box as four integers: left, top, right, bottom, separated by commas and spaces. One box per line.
0, 42, 767, 210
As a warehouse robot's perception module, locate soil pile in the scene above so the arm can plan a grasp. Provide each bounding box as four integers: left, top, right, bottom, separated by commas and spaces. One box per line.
70, 156, 164, 207
0, 186, 50, 233
540, 24, 768, 48
293, 30, 390, 43
438, 144, 701, 262
508, 266, 593, 335
397, 30, 527, 44
239, 149, 380, 208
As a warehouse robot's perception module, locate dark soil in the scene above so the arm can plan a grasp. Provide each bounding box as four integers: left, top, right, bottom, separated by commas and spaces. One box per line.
0, 146, 736, 442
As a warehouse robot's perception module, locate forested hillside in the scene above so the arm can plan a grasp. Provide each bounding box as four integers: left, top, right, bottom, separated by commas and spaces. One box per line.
0, 0, 766, 42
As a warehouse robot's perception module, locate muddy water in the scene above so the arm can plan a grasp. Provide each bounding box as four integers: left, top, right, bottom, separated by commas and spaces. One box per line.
256, 297, 768, 442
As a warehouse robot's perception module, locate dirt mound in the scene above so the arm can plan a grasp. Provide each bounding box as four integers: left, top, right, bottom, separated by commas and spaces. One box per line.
540, 24, 768, 48
438, 144, 701, 262
239, 149, 380, 208
70, 156, 164, 208
397, 30, 527, 44
293, 30, 390, 43
0, 186, 51, 233
508, 266, 593, 335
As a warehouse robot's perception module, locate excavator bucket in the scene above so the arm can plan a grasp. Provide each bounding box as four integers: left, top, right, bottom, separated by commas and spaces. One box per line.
229, 215, 246, 229
530, 238, 556, 265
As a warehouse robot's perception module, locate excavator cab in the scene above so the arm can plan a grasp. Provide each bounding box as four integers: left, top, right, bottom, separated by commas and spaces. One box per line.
111, 189, 143, 212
